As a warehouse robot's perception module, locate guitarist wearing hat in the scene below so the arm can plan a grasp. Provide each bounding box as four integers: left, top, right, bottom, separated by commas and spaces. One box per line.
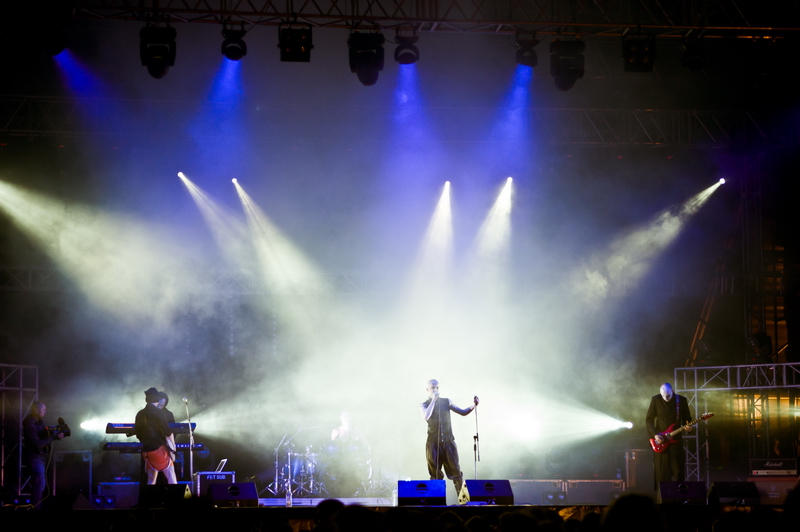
646, 383, 693, 485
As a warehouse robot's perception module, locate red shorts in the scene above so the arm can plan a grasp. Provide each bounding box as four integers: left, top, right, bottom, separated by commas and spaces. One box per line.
143, 445, 172, 472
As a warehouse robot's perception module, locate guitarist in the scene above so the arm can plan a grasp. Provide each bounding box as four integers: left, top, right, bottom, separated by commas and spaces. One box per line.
157, 391, 178, 482
135, 387, 176, 485
645, 383, 693, 485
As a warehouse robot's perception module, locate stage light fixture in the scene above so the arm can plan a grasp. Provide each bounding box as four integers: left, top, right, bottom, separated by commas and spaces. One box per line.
515, 33, 539, 67
545, 447, 570, 478
622, 32, 656, 72
348, 31, 385, 86
394, 32, 419, 64
221, 26, 247, 61
279, 22, 313, 62
42, 23, 67, 57
549, 38, 585, 91
139, 25, 177, 79
681, 34, 706, 71
719, 178, 725, 184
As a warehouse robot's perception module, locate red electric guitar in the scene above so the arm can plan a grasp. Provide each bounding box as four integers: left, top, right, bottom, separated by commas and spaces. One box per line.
650, 413, 714, 453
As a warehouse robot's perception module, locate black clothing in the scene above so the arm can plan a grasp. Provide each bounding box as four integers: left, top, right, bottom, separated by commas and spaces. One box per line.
423, 397, 472, 441
23, 414, 54, 457
645, 393, 693, 484
161, 408, 176, 425
422, 397, 471, 492
23, 414, 56, 508
134, 403, 172, 452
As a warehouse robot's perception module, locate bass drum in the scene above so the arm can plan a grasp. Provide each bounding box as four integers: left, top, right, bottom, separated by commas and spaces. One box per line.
321, 441, 371, 497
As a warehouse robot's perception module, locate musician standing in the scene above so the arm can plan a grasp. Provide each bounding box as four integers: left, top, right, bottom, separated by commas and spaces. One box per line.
420, 379, 478, 504
135, 387, 176, 484
22, 402, 65, 508
157, 391, 178, 482
645, 383, 693, 485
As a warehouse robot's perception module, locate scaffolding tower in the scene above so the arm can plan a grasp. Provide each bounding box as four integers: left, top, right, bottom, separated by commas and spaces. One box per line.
0, 363, 39, 497
675, 362, 800, 484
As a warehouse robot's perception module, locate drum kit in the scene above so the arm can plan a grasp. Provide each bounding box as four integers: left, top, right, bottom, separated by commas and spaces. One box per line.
265, 432, 375, 498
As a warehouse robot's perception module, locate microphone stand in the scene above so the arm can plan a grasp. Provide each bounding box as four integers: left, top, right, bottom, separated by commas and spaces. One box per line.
183, 398, 194, 488
436, 395, 442, 484
473, 398, 480, 479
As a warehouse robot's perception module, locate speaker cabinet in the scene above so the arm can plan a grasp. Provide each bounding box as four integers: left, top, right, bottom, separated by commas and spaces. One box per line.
397, 480, 446, 505
464, 479, 514, 505
208, 482, 258, 508
139, 483, 192, 508
747, 476, 800, 505
708, 481, 760, 505
658, 481, 706, 505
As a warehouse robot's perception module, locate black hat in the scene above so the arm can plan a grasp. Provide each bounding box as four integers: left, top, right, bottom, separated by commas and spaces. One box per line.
144, 387, 160, 403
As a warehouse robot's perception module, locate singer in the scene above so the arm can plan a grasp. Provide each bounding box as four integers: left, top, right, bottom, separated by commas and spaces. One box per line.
420, 379, 479, 504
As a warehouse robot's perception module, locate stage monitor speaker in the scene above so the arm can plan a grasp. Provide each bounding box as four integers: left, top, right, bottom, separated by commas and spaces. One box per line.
747, 476, 799, 505
397, 480, 446, 506
53, 451, 92, 509
464, 479, 514, 505
708, 481, 760, 506
98, 482, 139, 508
208, 482, 258, 508
658, 481, 706, 505
139, 483, 192, 508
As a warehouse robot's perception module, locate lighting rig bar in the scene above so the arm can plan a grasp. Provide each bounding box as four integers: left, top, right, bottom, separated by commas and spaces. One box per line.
2, 96, 796, 146
72, 0, 800, 38
0, 265, 785, 297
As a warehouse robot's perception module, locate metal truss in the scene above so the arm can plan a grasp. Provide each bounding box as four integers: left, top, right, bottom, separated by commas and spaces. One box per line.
194, 269, 400, 294
0, 364, 39, 497
222, 270, 401, 294
534, 109, 794, 147
0, 265, 786, 296
675, 362, 800, 392
614, 271, 785, 297
0, 267, 76, 292
71, 1, 800, 37
675, 362, 800, 483
3, 96, 796, 147
0, 266, 399, 295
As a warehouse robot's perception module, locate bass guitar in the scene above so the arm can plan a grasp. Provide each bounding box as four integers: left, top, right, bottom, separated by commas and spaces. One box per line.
650, 413, 713, 453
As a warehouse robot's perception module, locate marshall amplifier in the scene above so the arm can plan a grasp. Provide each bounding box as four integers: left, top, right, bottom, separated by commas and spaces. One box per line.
749, 458, 797, 476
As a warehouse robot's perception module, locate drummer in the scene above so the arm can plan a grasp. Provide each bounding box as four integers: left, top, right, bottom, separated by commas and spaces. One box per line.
327, 411, 371, 496
330, 411, 371, 454
331, 411, 362, 443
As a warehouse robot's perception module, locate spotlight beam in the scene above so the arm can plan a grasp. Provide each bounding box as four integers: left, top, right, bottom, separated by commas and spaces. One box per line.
178, 172, 254, 266
464, 178, 513, 296
0, 180, 197, 327
575, 180, 723, 300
